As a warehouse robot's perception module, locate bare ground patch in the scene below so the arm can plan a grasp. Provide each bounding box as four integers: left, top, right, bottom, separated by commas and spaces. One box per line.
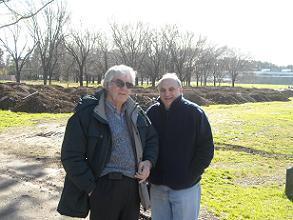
0, 122, 219, 219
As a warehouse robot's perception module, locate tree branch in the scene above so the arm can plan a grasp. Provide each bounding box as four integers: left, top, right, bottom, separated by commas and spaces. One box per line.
0, 0, 55, 29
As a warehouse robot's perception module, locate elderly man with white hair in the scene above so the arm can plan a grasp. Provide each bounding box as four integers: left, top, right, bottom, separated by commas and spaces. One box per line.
57, 65, 158, 220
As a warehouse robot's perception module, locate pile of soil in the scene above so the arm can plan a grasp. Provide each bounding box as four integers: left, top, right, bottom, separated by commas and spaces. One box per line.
0, 82, 292, 113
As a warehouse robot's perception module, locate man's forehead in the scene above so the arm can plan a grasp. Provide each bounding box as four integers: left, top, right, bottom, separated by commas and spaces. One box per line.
160, 78, 180, 88
113, 74, 131, 80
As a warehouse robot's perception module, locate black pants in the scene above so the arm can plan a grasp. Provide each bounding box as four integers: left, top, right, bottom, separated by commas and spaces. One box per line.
89, 173, 140, 220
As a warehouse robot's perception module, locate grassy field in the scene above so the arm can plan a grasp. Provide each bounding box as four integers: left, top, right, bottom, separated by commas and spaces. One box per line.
201, 100, 293, 219
205, 99, 293, 155
0, 100, 292, 219
1, 79, 291, 89
192, 82, 291, 89
0, 110, 71, 132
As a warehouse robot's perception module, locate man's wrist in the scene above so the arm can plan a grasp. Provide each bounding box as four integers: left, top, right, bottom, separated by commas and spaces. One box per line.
144, 160, 152, 169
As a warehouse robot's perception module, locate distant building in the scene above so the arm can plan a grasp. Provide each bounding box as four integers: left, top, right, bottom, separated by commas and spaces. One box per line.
260, 68, 271, 72
253, 70, 293, 85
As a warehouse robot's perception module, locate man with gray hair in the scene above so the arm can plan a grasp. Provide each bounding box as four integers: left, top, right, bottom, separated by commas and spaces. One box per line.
147, 73, 214, 220
57, 65, 158, 220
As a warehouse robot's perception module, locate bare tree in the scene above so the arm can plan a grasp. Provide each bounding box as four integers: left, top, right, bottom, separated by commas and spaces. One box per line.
0, 0, 55, 29
161, 25, 179, 73
0, 22, 36, 82
0, 47, 4, 65
200, 48, 213, 86
65, 29, 98, 87
94, 32, 111, 84
225, 48, 251, 87
31, 0, 69, 85
213, 58, 227, 86
110, 22, 150, 85
210, 46, 227, 86
184, 36, 206, 86
0, 47, 5, 76
142, 27, 169, 87
165, 27, 197, 83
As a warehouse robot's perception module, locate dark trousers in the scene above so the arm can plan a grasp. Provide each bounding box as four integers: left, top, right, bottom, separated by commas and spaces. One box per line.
89, 173, 140, 220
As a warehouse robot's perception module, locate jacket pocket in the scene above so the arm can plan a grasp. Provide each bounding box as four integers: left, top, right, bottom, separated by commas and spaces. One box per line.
57, 176, 89, 218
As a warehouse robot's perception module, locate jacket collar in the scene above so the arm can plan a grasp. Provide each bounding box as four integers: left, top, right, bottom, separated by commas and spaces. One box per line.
93, 89, 140, 125
158, 95, 183, 111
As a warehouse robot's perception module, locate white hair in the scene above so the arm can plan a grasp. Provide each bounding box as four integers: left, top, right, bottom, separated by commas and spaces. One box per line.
156, 73, 182, 89
102, 65, 136, 87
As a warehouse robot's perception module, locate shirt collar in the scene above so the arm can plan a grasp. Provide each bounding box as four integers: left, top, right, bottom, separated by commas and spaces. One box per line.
105, 99, 126, 116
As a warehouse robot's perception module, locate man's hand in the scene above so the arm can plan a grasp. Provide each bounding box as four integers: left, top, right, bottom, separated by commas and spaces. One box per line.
134, 160, 152, 183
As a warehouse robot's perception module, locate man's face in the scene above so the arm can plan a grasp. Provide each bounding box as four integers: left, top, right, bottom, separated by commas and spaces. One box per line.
106, 74, 134, 107
159, 79, 182, 109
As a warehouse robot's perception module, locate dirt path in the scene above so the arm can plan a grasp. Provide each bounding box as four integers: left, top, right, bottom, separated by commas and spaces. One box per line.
0, 152, 66, 220
0, 121, 77, 220
0, 122, 218, 220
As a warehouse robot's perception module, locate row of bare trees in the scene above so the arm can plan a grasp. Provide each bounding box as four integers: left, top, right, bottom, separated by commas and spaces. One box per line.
0, 0, 253, 87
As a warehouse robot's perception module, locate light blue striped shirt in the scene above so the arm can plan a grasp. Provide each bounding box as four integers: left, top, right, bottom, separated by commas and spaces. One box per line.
100, 100, 136, 177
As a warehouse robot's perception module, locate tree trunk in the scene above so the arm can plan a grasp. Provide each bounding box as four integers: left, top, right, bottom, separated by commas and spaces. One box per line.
85, 74, 89, 87
79, 72, 83, 87
151, 78, 156, 88
232, 80, 235, 87
16, 71, 21, 83
43, 71, 48, 85
49, 74, 52, 85
196, 75, 199, 87
135, 77, 139, 86
97, 75, 102, 84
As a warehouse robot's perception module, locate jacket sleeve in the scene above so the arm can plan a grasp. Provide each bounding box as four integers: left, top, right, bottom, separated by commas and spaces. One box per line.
142, 123, 159, 167
190, 110, 214, 177
61, 113, 96, 194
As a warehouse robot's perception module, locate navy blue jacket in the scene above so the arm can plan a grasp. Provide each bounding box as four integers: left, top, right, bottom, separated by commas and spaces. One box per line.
147, 95, 214, 189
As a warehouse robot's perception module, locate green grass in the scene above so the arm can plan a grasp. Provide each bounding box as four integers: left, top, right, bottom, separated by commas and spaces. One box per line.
0, 100, 292, 219
191, 82, 290, 89
0, 110, 71, 132
232, 83, 290, 89
202, 150, 292, 220
204, 99, 293, 155
200, 100, 293, 219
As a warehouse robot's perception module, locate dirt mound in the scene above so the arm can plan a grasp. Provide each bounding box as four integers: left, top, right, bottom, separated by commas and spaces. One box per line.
0, 82, 292, 113
0, 82, 98, 113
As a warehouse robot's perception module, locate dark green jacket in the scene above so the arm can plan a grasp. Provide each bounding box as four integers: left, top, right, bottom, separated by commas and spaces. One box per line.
57, 89, 158, 218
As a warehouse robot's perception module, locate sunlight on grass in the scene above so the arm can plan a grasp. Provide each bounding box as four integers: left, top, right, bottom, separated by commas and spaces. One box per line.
201, 150, 292, 219
204, 100, 293, 155
0, 99, 292, 219
190, 82, 289, 89
200, 100, 293, 219
0, 110, 71, 132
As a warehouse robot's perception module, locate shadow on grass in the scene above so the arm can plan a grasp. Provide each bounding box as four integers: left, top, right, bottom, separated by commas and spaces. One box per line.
215, 143, 293, 159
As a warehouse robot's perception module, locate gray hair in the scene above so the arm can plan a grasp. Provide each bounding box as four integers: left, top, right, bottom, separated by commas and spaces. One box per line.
102, 65, 136, 87
156, 73, 182, 89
